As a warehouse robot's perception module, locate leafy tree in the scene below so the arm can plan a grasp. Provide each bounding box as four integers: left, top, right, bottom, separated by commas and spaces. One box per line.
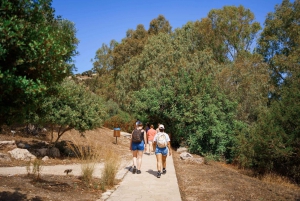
148, 14, 172, 35
257, 0, 300, 97
207, 5, 261, 61
246, 0, 300, 182
0, 0, 78, 125
93, 40, 116, 74
131, 50, 239, 159
36, 79, 106, 144
112, 24, 148, 72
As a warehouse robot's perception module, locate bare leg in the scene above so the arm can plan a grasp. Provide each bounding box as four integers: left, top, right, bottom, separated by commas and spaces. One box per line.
132, 150, 137, 167
149, 141, 153, 154
162, 155, 167, 169
137, 151, 143, 170
156, 154, 162, 172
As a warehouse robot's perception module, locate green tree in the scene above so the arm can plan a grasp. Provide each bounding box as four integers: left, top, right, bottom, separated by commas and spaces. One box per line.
0, 0, 78, 125
246, 0, 300, 182
37, 79, 106, 144
148, 14, 172, 35
207, 5, 261, 61
257, 0, 300, 97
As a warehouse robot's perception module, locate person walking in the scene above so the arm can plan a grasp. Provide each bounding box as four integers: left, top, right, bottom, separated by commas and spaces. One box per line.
146, 125, 156, 155
153, 124, 171, 178
155, 123, 160, 133
130, 121, 147, 174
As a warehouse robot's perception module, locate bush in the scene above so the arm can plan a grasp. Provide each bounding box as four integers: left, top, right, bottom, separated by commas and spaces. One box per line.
103, 111, 135, 133
101, 150, 120, 188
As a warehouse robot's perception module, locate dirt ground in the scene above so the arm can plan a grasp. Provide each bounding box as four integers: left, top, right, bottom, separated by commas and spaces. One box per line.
0, 127, 131, 201
173, 151, 300, 201
0, 127, 300, 201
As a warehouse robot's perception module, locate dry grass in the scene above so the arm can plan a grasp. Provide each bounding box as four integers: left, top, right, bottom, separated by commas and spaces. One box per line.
173, 150, 300, 201
25, 158, 44, 180
101, 149, 120, 190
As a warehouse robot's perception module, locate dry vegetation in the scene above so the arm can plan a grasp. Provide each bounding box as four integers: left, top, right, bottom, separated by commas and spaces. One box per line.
1, 127, 300, 201
173, 150, 300, 201
0, 127, 131, 201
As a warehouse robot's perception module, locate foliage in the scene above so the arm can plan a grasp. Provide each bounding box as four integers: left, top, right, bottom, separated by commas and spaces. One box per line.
103, 111, 135, 133
241, 0, 300, 182
207, 5, 261, 61
257, 0, 300, 95
0, 0, 78, 125
36, 79, 106, 144
113, 27, 240, 158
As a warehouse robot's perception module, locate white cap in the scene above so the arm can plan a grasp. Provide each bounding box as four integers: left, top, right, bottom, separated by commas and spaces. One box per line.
159, 124, 165, 129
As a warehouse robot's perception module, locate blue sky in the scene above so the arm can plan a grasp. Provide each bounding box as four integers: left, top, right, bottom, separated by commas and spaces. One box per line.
52, 0, 283, 73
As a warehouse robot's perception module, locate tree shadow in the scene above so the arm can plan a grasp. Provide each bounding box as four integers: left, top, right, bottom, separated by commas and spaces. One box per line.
0, 190, 42, 201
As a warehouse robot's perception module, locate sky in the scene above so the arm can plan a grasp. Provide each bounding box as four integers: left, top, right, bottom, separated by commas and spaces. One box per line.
52, 0, 283, 74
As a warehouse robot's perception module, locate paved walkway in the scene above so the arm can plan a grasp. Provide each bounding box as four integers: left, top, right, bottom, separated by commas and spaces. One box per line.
0, 160, 129, 179
106, 152, 182, 201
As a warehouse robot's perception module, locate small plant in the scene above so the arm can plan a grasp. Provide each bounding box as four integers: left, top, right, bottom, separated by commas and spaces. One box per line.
81, 162, 95, 184
25, 158, 44, 179
204, 154, 216, 165
101, 150, 120, 188
67, 136, 102, 186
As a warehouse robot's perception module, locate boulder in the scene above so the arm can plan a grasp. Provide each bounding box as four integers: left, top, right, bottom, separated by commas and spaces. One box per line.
42, 156, 49, 162
180, 152, 193, 160
8, 148, 36, 161
177, 147, 188, 153
0, 140, 17, 150
48, 147, 60, 158
36, 148, 48, 157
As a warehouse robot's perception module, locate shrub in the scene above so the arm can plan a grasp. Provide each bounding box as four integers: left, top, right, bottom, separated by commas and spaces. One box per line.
101, 150, 120, 188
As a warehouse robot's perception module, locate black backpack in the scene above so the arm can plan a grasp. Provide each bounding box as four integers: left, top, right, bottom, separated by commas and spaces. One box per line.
132, 129, 143, 143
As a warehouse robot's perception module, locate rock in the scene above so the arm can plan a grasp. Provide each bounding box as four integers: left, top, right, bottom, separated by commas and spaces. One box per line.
180, 152, 193, 160
190, 157, 204, 164
8, 148, 36, 161
0, 140, 17, 150
17, 143, 30, 149
0, 153, 11, 162
36, 148, 48, 157
177, 147, 188, 153
42, 156, 49, 162
48, 147, 60, 158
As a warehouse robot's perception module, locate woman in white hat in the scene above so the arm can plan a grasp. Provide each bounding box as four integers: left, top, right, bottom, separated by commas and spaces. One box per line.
152, 124, 171, 178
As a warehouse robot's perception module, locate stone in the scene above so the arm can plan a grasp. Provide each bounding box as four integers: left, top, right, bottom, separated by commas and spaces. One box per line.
8, 148, 36, 161
36, 148, 48, 157
42, 156, 49, 162
0, 140, 17, 150
48, 147, 60, 158
180, 152, 193, 160
177, 147, 188, 153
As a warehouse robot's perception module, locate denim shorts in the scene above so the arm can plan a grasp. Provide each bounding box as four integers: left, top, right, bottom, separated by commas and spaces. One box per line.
132, 141, 145, 151
155, 147, 168, 156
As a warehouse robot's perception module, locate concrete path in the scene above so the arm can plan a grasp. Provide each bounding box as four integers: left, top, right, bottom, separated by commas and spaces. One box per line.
106, 152, 182, 201
0, 160, 129, 180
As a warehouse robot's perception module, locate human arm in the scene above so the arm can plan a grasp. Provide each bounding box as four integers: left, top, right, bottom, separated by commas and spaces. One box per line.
167, 141, 172, 156
143, 130, 147, 145
167, 134, 171, 156
153, 134, 157, 151
129, 131, 133, 150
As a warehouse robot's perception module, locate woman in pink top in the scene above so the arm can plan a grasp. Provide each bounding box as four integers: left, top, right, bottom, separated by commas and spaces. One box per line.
146, 125, 156, 155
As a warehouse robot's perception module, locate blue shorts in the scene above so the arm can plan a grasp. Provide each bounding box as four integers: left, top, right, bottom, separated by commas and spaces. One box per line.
155, 147, 168, 156
132, 141, 145, 151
